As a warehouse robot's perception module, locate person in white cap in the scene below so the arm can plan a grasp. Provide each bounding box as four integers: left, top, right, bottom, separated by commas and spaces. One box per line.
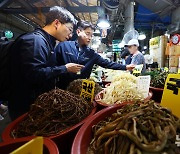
127, 39, 146, 72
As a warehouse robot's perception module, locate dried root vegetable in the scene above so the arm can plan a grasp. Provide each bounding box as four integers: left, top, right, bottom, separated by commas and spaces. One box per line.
102, 80, 143, 104
111, 72, 137, 84
67, 79, 102, 96
12, 88, 93, 137
88, 100, 180, 154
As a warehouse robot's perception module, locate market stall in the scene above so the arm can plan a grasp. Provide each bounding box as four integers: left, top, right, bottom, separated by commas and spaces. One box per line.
0, 0, 180, 154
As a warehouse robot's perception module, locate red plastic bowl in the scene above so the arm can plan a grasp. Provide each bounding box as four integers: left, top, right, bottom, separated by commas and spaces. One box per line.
150, 86, 164, 91
102, 81, 111, 87
71, 104, 129, 154
2, 102, 97, 154
0, 136, 59, 154
149, 87, 163, 103
95, 90, 153, 108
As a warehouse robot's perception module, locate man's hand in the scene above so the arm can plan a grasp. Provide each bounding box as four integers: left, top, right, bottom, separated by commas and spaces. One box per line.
65, 63, 84, 73
126, 64, 136, 70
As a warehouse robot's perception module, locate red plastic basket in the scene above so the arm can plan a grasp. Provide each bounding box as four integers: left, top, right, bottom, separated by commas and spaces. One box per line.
95, 90, 153, 108
71, 103, 129, 154
2, 102, 97, 154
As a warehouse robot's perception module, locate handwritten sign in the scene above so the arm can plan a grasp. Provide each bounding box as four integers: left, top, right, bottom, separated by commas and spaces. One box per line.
161, 74, 180, 117
137, 75, 151, 98
80, 80, 95, 103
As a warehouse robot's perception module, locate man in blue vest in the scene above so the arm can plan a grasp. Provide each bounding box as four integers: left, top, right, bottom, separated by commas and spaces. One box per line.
9, 6, 83, 120
55, 21, 135, 89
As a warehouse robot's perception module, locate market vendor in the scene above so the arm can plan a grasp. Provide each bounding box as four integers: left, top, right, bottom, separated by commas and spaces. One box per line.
55, 21, 135, 89
8, 6, 82, 120
127, 39, 146, 72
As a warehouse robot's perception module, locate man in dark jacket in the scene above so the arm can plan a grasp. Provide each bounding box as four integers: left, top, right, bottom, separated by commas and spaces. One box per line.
9, 6, 84, 120
55, 21, 135, 89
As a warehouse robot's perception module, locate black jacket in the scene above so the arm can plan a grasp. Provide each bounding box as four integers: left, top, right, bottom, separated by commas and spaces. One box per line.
9, 28, 67, 117
55, 41, 126, 89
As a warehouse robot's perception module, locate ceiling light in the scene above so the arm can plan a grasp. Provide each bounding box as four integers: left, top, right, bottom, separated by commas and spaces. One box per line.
97, 19, 110, 29
143, 46, 147, 49
138, 33, 146, 40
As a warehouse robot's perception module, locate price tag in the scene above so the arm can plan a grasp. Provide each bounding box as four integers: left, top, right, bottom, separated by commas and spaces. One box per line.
161, 74, 180, 117
164, 67, 169, 72
137, 75, 151, 98
80, 79, 95, 103
11, 137, 43, 154
133, 64, 143, 75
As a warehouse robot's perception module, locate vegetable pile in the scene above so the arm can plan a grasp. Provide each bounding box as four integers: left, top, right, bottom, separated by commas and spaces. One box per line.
143, 69, 168, 89
102, 73, 143, 104
88, 100, 180, 154
12, 88, 93, 137
111, 72, 137, 84
67, 79, 102, 96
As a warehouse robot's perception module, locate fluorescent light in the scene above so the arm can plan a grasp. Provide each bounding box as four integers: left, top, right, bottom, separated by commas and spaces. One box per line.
97, 19, 110, 29
143, 46, 147, 49
138, 33, 146, 40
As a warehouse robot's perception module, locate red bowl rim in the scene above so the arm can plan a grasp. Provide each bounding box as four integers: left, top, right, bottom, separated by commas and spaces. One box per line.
149, 86, 164, 91
71, 103, 128, 154
2, 102, 97, 141
95, 90, 153, 107
0, 136, 59, 154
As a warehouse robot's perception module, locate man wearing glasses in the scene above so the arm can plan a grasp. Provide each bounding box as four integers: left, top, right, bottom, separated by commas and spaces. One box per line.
55, 21, 135, 89
8, 6, 83, 120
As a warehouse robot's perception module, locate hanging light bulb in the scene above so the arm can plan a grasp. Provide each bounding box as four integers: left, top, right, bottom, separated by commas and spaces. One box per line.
97, 19, 110, 29
138, 33, 146, 40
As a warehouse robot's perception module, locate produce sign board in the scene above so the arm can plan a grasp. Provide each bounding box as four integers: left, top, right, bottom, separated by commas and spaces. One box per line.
137, 75, 151, 98
80, 79, 95, 103
11, 137, 43, 154
161, 74, 180, 117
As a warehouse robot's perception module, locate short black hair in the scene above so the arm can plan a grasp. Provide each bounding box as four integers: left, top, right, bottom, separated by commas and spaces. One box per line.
46, 6, 77, 25
77, 20, 95, 31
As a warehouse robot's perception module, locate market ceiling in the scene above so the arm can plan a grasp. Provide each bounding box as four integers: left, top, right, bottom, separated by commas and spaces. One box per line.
0, 0, 179, 41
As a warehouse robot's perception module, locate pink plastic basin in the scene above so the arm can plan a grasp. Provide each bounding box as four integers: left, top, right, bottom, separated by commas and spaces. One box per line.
149, 86, 163, 103
95, 90, 153, 108
71, 104, 129, 154
2, 102, 97, 154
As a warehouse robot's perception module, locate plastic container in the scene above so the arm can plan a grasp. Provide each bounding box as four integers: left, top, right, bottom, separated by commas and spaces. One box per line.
71, 104, 128, 154
149, 86, 163, 103
0, 136, 59, 154
95, 90, 153, 108
2, 102, 97, 154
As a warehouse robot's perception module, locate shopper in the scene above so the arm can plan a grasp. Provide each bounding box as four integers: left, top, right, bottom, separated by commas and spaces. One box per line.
8, 6, 83, 120
55, 21, 135, 89
121, 47, 132, 64
127, 39, 146, 72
